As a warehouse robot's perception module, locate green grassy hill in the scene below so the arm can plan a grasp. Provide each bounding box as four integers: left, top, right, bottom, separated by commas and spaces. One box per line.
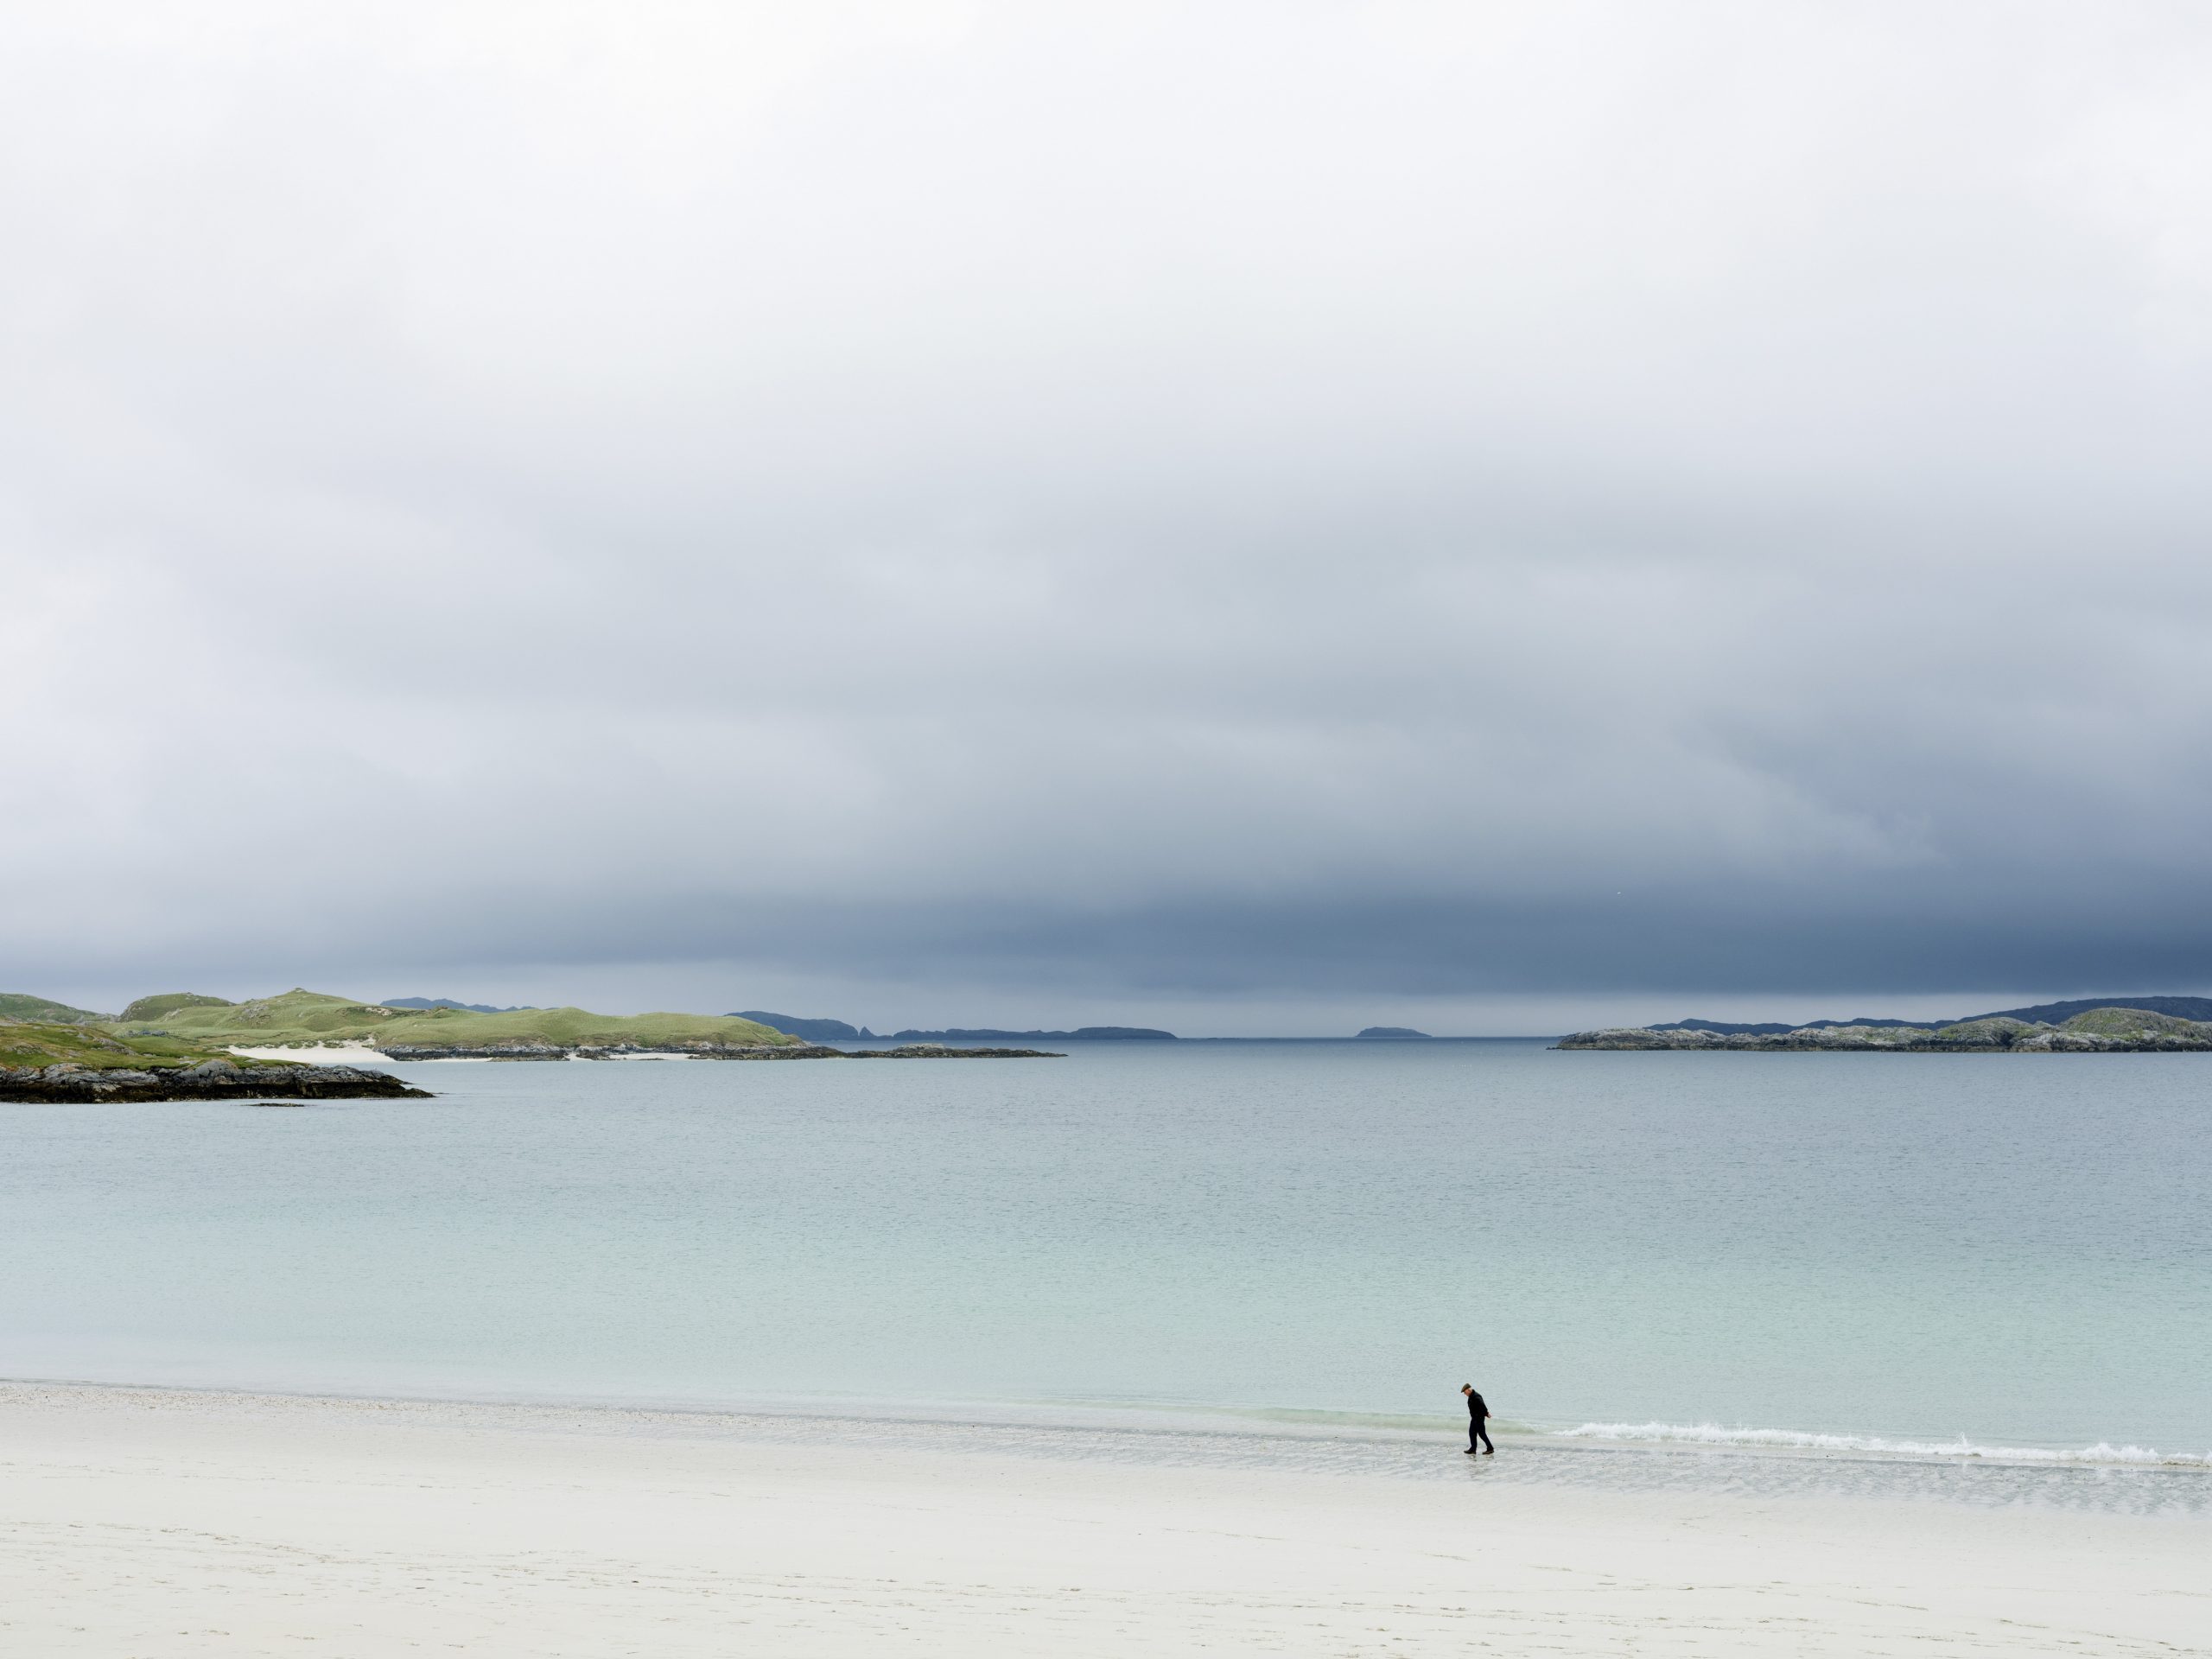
0, 1021, 249, 1071
0, 992, 109, 1022
115, 988, 798, 1052
1836, 1008, 2212, 1045
118, 992, 236, 1022
2059, 1007, 2212, 1041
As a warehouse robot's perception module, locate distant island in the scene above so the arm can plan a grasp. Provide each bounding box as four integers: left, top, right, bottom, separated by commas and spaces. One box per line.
1559, 1005, 2212, 1052
1355, 1026, 1431, 1039
730, 1011, 876, 1041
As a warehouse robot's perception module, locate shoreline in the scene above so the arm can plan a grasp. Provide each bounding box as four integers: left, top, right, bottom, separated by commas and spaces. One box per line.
3, 1375, 2203, 1509
3, 1379, 2202, 1656
0, 1060, 428, 1103
222, 1042, 1065, 1064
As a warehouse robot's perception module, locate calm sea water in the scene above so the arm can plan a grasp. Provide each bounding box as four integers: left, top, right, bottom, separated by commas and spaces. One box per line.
4, 1040, 2208, 1489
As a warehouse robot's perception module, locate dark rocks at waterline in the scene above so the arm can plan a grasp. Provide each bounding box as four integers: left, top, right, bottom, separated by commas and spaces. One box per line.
0, 1060, 432, 1103
886, 1027, 1173, 1042
845, 1045, 1064, 1059
1649, 1016, 1936, 1035
382, 1042, 1065, 1061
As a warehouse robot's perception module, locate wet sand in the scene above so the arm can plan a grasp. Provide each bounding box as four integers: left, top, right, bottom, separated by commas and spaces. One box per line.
1, 1382, 2202, 1656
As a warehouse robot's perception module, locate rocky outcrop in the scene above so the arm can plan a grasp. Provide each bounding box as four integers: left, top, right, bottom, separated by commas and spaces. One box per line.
1555, 1008, 2212, 1052
383, 1042, 1064, 1061
845, 1045, 1063, 1058
383, 1042, 846, 1062
0, 1058, 432, 1102
886, 1027, 1172, 1041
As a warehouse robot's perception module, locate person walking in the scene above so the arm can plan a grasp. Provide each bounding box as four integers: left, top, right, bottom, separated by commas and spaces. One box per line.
1461, 1383, 1494, 1454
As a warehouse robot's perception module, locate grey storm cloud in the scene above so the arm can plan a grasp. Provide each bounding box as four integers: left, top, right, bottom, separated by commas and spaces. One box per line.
8, 2, 2212, 1019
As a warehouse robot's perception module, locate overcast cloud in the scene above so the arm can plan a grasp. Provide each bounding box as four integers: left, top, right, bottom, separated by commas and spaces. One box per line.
7, 2, 2212, 1032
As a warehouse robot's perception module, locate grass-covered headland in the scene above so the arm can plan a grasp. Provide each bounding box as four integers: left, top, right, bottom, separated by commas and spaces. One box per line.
118, 988, 805, 1058
0, 1020, 429, 1103
0, 988, 1059, 1097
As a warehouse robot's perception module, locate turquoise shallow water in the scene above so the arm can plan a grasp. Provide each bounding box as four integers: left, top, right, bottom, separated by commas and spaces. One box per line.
3, 1040, 2208, 1479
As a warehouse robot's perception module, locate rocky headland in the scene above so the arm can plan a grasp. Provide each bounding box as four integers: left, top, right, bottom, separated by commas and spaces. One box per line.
385, 1041, 847, 1062
1556, 1007, 2212, 1052
845, 1044, 1061, 1058
0, 1053, 429, 1103
884, 1026, 1172, 1042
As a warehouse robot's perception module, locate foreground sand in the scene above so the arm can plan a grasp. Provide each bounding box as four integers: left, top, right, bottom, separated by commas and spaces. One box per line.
0, 1384, 2202, 1656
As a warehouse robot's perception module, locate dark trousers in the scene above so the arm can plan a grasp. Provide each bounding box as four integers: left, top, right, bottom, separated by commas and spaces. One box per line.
1468, 1417, 1493, 1452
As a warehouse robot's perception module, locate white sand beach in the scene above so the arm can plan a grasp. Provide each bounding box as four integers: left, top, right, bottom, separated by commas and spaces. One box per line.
224, 1044, 395, 1065
1, 1382, 2202, 1657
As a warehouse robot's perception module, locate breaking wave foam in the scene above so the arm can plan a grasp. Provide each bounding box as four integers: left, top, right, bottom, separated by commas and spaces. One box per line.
1553, 1421, 2211, 1467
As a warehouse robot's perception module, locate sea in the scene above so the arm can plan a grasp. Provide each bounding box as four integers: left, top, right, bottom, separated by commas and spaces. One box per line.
5, 1039, 2208, 1512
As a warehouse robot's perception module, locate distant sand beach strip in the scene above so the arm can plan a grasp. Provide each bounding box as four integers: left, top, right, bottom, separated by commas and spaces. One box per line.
226, 1042, 397, 1064
2, 1383, 2202, 1657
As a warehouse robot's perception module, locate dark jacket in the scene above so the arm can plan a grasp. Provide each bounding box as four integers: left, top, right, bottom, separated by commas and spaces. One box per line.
1466, 1391, 1488, 1421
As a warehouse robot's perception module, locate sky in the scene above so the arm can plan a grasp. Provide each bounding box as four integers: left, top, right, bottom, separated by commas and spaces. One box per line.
7, 3, 2212, 1034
